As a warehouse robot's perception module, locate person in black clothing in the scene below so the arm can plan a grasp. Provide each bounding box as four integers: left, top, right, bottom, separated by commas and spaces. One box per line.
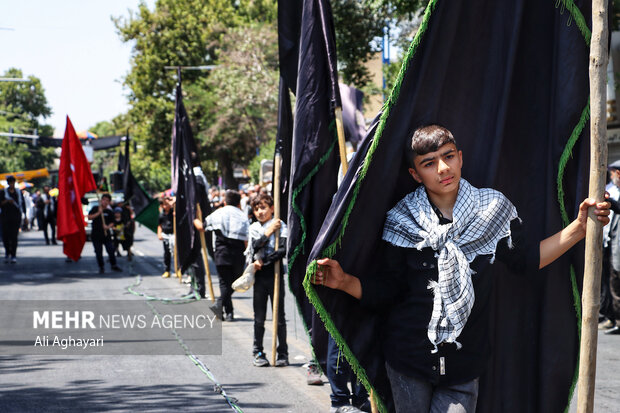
314, 125, 610, 413
88, 193, 122, 274
158, 196, 175, 278
0, 176, 27, 264
196, 190, 248, 319
602, 161, 620, 335
247, 193, 288, 367
36, 185, 57, 245
181, 154, 213, 299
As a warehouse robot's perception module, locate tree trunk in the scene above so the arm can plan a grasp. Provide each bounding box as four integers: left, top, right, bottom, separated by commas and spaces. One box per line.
218, 151, 238, 189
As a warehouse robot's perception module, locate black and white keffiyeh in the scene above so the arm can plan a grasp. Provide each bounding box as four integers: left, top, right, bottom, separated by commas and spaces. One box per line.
382, 178, 518, 351
205, 205, 249, 241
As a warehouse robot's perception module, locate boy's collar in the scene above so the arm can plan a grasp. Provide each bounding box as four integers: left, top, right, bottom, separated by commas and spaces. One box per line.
429, 201, 452, 225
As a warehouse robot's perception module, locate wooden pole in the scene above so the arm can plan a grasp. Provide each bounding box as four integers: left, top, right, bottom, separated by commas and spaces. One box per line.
196, 203, 215, 302
334, 107, 349, 175
577, 1, 608, 412
173, 203, 181, 282
271, 152, 282, 366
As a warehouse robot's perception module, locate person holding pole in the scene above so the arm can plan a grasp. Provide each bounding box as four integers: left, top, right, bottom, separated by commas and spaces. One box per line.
87, 193, 122, 274
195, 190, 248, 319
158, 195, 175, 278
313, 125, 610, 412
247, 193, 288, 367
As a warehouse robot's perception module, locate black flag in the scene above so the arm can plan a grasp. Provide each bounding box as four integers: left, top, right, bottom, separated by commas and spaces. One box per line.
274, 77, 293, 244
171, 77, 198, 271
285, 0, 342, 355
120, 135, 159, 233
278, 0, 303, 95
304, 0, 592, 412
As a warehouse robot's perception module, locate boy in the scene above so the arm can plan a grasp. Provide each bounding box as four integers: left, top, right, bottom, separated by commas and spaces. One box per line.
247, 193, 288, 367
88, 193, 122, 274
314, 125, 610, 412
112, 207, 125, 257
157, 196, 175, 278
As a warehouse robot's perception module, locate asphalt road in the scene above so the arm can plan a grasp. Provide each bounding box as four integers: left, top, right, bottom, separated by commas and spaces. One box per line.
0, 226, 618, 412
0, 226, 331, 412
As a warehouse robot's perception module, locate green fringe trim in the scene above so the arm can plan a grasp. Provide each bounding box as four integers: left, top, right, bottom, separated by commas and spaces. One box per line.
286, 118, 338, 377
554, 1, 590, 411
555, 0, 592, 46
557, 101, 590, 226
302, 0, 439, 411
288, 120, 338, 277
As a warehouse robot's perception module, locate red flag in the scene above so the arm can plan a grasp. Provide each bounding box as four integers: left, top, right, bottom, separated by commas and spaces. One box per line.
56, 116, 96, 261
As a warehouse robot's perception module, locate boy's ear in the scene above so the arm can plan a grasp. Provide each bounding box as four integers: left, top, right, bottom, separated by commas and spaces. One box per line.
408, 167, 422, 183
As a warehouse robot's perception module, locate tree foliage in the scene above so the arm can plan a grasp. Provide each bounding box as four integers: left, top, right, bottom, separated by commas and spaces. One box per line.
186, 23, 279, 188
113, 0, 277, 190
112, 0, 431, 189
0, 68, 56, 175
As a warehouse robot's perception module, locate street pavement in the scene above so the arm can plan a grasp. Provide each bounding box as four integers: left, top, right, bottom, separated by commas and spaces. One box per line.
1, 226, 618, 412
0, 227, 331, 412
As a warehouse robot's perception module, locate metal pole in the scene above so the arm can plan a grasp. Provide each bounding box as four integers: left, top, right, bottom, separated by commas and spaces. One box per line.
576, 0, 609, 411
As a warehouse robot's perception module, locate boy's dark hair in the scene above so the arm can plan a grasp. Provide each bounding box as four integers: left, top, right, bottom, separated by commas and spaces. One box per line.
250, 193, 273, 210
225, 189, 241, 206
101, 193, 112, 201
406, 125, 457, 168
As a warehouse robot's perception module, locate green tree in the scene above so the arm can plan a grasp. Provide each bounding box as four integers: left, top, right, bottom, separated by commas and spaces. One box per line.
113, 0, 276, 189
186, 23, 279, 189
0, 68, 56, 174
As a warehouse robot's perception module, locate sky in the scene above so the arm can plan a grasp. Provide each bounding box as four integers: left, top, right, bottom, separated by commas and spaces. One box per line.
1, 0, 154, 137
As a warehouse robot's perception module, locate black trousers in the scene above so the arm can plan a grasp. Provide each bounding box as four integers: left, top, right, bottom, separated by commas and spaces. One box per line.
611, 267, 620, 322
92, 237, 117, 269
42, 217, 56, 244
190, 256, 206, 298
215, 262, 242, 315
601, 247, 615, 321
252, 264, 287, 357
162, 239, 172, 272
1, 220, 20, 257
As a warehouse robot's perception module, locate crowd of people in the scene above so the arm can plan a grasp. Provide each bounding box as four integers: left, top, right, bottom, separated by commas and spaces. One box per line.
3, 134, 619, 412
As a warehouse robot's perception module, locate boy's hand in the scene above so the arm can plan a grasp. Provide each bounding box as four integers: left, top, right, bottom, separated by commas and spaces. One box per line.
158, 234, 163, 241
253, 259, 263, 271
265, 219, 281, 237
577, 197, 611, 235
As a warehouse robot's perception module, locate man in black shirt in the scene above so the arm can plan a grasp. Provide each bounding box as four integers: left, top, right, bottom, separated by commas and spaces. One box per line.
314, 125, 610, 412
0, 176, 27, 264
36, 185, 57, 245
87, 193, 122, 274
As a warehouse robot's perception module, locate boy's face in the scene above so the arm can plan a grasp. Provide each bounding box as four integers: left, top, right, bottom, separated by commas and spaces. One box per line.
114, 212, 122, 220
408, 143, 463, 197
253, 201, 274, 224
162, 197, 173, 210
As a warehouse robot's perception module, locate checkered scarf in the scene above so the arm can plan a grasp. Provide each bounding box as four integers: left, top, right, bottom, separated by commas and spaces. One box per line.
382, 179, 517, 351
246, 219, 289, 263
205, 205, 249, 241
